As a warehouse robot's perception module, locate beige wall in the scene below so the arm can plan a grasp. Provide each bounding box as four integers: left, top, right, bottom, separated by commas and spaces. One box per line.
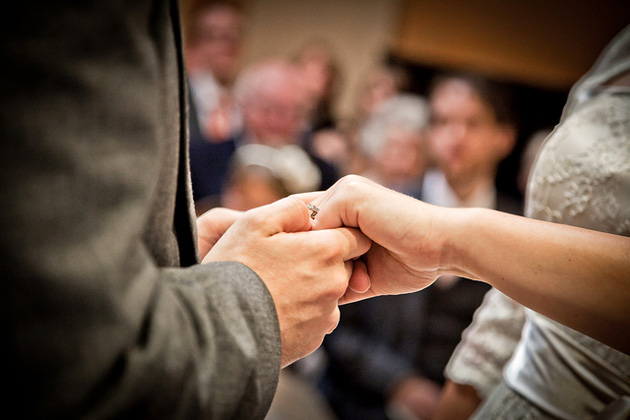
394, 0, 630, 90
240, 0, 403, 120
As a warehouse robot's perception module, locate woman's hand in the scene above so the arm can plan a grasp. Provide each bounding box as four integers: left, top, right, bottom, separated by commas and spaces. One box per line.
307, 175, 453, 304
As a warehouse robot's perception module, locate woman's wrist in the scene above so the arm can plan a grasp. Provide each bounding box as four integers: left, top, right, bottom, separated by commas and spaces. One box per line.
437, 206, 484, 280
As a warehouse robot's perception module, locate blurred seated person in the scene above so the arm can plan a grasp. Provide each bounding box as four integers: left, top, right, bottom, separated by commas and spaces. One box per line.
233, 59, 340, 185
358, 64, 410, 123
292, 40, 354, 176
221, 143, 321, 211
345, 63, 411, 175
308, 128, 354, 177
319, 73, 520, 420
184, 0, 245, 212
293, 39, 341, 133
421, 73, 521, 213
359, 94, 430, 199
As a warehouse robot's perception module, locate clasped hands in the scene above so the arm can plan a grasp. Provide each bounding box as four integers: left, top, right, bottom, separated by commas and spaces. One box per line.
198, 175, 451, 367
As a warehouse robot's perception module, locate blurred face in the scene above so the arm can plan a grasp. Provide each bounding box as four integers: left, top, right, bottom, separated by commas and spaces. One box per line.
298, 47, 335, 102
379, 128, 425, 182
187, 6, 243, 83
242, 70, 308, 146
360, 69, 397, 117
428, 79, 512, 183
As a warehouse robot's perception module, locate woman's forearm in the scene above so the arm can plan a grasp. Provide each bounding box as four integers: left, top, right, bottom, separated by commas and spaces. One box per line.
443, 207, 630, 353
307, 175, 630, 353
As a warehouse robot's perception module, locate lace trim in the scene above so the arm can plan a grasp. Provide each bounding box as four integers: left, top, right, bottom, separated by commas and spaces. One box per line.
526, 94, 630, 236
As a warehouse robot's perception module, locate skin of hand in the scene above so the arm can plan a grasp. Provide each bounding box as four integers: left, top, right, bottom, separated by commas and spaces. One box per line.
201, 196, 372, 367
196, 207, 243, 260
389, 375, 442, 420
432, 380, 482, 420
309, 176, 630, 354
306, 175, 451, 304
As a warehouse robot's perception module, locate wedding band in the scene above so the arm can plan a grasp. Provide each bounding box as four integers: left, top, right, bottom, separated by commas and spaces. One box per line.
307, 203, 319, 219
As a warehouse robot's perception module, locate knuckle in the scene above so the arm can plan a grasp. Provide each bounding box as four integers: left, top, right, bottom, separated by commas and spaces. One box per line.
285, 195, 305, 208
339, 174, 362, 184
339, 174, 368, 190
323, 240, 344, 260
307, 234, 342, 261
328, 272, 350, 299
283, 195, 309, 219
240, 210, 262, 228
335, 175, 372, 203
327, 307, 341, 332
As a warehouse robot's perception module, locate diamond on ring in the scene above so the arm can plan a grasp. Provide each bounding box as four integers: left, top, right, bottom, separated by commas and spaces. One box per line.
307, 203, 319, 220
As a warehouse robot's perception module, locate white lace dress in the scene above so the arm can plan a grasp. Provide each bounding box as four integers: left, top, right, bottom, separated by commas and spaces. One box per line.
445, 24, 630, 419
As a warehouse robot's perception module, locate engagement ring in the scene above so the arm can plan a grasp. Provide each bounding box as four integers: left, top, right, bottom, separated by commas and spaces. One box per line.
307, 203, 319, 220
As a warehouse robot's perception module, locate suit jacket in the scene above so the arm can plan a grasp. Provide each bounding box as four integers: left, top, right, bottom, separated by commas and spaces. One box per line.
0, 1, 280, 418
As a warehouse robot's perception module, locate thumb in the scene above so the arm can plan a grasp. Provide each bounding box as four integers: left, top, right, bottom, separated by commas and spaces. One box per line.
242, 196, 312, 236
197, 208, 243, 258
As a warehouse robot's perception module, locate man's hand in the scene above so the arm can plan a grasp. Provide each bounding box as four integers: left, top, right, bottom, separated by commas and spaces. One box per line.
203, 196, 371, 367
306, 175, 452, 304
196, 207, 243, 259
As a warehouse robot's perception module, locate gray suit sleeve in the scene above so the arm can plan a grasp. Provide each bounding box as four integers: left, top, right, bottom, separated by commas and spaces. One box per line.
0, 1, 280, 418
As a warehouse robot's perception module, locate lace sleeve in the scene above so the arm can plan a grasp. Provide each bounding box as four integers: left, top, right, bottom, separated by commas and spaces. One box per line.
444, 288, 527, 398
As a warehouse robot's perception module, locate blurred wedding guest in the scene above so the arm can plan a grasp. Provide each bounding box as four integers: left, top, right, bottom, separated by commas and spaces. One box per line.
293, 39, 342, 133
345, 64, 411, 175
233, 58, 340, 190
309, 128, 354, 176
293, 40, 354, 176
358, 64, 410, 121
220, 143, 321, 211
234, 58, 309, 147
359, 94, 430, 198
318, 73, 520, 420
422, 73, 521, 213
184, 0, 245, 212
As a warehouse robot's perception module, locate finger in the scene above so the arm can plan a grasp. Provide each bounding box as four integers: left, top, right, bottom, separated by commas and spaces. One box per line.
308, 187, 346, 231
348, 258, 370, 293
308, 176, 379, 231
327, 305, 341, 334
306, 227, 372, 261
345, 260, 354, 280
339, 287, 378, 305
197, 207, 243, 257
241, 195, 312, 236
